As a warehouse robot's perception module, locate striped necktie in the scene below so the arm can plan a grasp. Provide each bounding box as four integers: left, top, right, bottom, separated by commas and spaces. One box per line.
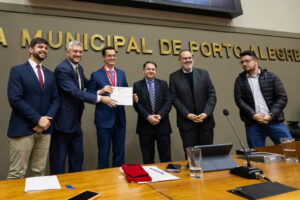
148, 80, 155, 114
36, 64, 44, 89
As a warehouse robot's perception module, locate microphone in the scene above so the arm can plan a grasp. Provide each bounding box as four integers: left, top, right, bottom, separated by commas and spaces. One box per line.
223, 109, 263, 179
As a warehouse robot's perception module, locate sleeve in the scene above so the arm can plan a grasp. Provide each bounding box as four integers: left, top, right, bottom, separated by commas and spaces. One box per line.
269, 73, 288, 119
169, 73, 190, 118
157, 81, 173, 119
56, 66, 97, 104
202, 71, 217, 116
234, 77, 256, 118
7, 67, 41, 125
133, 82, 151, 120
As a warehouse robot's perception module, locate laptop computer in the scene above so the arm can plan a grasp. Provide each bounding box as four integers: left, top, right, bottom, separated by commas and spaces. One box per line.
194, 143, 239, 172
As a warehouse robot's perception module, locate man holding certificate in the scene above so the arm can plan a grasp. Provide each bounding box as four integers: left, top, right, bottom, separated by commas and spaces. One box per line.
87, 46, 128, 169
133, 61, 173, 164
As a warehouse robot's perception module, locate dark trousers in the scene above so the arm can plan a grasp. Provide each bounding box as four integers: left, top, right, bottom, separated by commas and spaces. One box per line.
96, 117, 126, 169
49, 130, 83, 175
139, 131, 172, 164
180, 125, 213, 158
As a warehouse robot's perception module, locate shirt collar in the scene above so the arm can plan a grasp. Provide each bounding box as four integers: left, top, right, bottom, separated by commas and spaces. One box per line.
28, 59, 42, 69
182, 66, 193, 74
67, 59, 78, 70
105, 65, 115, 71
246, 69, 261, 78
145, 78, 155, 84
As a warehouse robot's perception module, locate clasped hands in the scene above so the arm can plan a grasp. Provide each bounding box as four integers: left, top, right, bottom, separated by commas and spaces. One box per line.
187, 113, 208, 123
98, 85, 138, 108
252, 113, 272, 124
148, 115, 162, 125
33, 116, 52, 133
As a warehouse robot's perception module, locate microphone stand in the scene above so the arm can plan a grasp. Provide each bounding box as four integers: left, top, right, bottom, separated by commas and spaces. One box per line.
223, 109, 263, 179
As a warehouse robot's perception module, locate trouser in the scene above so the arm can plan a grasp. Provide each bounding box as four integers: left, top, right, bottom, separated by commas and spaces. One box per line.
7, 133, 51, 180
246, 122, 292, 148
139, 131, 172, 164
96, 117, 126, 169
49, 130, 83, 175
180, 125, 213, 159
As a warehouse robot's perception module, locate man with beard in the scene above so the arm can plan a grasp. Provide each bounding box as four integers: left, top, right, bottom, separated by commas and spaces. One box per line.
133, 61, 173, 164
50, 41, 106, 174
234, 50, 291, 148
7, 38, 59, 179
169, 50, 216, 157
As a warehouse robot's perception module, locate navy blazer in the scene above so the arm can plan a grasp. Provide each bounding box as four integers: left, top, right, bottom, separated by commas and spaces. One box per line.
169, 68, 216, 131
87, 66, 128, 128
133, 78, 172, 135
54, 59, 97, 133
7, 61, 59, 137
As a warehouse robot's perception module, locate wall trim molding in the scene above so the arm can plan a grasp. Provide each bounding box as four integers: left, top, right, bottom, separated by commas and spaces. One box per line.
1, 2, 300, 39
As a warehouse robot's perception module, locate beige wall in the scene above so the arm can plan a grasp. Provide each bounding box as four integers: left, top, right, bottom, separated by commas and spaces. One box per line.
0, 1, 300, 180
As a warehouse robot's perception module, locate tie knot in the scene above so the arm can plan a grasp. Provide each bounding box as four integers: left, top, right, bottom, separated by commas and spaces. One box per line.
37, 64, 40, 69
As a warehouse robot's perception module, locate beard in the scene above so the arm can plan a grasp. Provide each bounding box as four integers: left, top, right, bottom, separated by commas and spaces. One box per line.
182, 64, 192, 72
32, 51, 47, 61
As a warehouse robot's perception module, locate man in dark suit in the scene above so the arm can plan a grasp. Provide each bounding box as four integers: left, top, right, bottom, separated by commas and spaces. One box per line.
133, 61, 173, 164
87, 47, 128, 169
50, 41, 104, 174
169, 50, 216, 156
7, 38, 59, 179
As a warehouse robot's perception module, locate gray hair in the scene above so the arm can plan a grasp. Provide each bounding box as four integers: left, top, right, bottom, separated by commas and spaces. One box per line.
66, 40, 83, 51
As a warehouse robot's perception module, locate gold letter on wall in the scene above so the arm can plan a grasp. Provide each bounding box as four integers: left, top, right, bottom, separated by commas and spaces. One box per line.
0, 27, 7, 47
126, 37, 140, 53
141, 38, 152, 54
91, 34, 104, 51
159, 39, 172, 55
48, 31, 63, 49
22, 29, 42, 47
114, 36, 126, 52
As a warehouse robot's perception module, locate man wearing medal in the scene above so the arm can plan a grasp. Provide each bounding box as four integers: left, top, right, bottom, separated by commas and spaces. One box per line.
87, 46, 128, 169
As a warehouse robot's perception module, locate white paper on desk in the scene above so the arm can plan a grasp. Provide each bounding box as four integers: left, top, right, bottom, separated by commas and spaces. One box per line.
111, 87, 133, 105
25, 175, 61, 193
138, 166, 180, 184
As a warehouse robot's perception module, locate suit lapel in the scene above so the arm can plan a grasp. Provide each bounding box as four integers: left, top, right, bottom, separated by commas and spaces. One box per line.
25, 62, 43, 93
193, 69, 200, 101
154, 78, 159, 110
66, 59, 80, 88
142, 79, 152, 112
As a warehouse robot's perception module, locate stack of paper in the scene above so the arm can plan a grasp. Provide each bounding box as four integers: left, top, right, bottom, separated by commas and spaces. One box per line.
25, 175, 61, 193
138, 166, 180, 184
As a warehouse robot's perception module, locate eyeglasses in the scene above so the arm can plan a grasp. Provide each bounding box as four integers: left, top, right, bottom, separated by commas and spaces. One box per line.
239, 59, 254, 65
181, 57, 193, 61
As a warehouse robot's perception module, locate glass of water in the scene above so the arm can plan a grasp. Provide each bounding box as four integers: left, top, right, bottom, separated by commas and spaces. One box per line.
280, 137, 299, 163
186, 147, 203, 178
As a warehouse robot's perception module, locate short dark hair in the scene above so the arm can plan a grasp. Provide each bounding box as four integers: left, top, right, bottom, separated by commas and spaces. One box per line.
143, 61, 157, 69
240, 50, 258, 60
102, 46, 116, 56
29, 38, 48, 48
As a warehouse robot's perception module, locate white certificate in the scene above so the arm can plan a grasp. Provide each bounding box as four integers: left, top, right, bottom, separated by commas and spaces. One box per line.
111, 87, 133, 105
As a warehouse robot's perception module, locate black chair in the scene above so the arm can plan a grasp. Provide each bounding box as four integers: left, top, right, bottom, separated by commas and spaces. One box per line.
287, 121, 300, 141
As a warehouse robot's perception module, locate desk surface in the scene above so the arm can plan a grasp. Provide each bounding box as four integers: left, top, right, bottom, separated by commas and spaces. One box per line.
1, 144, 300, 200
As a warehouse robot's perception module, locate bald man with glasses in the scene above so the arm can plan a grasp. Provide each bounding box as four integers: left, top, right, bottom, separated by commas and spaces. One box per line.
234, 50, 291, 148
169, 50, 216, 157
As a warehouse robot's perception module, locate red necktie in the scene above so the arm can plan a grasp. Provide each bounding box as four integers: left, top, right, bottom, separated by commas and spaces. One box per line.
36, 64, 44, 89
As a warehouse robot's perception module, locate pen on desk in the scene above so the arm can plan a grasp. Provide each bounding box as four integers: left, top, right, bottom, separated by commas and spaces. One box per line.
149, 167, 164, 175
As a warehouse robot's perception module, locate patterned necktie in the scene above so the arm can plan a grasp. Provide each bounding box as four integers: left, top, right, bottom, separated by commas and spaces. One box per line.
36, 64, 44, 89
109, 70, 114, 85
75, 66, 81, 89
148, 80, 155, 114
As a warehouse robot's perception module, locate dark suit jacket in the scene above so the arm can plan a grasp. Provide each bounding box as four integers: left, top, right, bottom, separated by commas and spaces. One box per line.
53, 59, 97, 133
7, 61, 59, 137
87, 66, 128, 128
169, 68, 216, 131
133, 78, 172, 135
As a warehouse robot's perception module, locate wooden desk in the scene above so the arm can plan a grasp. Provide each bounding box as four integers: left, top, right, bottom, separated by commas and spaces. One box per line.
0, 145, 300, 200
